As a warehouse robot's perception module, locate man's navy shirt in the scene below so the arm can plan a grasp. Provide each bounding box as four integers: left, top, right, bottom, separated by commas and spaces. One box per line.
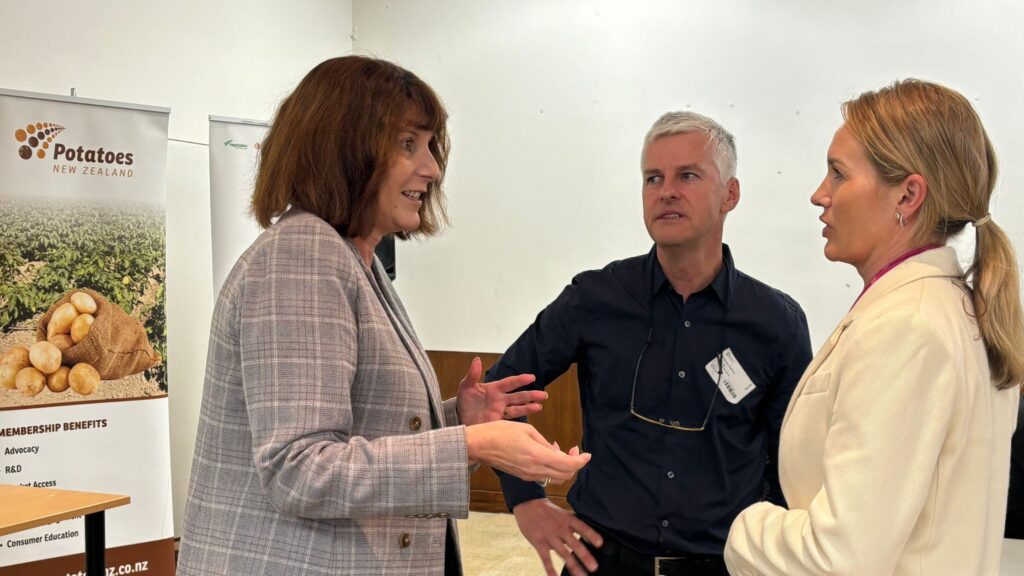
488, 245, 812, 556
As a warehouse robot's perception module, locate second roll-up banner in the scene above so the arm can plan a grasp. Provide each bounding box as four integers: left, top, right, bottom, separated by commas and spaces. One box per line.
208, 115, 398, 292
208, 116, 268, 296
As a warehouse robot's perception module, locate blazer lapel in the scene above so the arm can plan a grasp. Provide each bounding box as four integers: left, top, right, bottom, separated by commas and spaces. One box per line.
350, 242, 447, 427
782, 316, 852, 428
381, 290, 446, 427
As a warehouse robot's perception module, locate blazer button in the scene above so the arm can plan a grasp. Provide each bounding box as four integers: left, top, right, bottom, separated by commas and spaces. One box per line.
409, 416, 422, 431
400, 533, 412, 548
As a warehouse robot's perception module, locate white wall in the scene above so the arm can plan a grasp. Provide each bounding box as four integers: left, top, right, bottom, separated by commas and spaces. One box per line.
352, 0, 1024, 353
0, 0, 352, 536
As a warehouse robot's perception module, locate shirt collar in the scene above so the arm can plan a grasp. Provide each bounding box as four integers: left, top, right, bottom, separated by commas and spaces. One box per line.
646, 243, 735, 305
850, 245, 962, 315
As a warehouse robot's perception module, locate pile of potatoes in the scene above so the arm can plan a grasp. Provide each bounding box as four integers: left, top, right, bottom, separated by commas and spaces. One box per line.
0, 291, 102, 397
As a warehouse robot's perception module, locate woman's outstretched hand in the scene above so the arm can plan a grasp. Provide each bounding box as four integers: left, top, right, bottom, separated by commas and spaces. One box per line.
465, 420, 590, 484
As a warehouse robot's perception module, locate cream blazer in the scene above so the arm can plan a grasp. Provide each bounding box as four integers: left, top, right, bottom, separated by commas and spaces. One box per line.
725, 247, 1019, 575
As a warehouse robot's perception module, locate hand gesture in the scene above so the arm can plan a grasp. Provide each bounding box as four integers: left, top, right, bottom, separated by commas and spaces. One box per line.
513, 498, 603, 576
456, 356, 546, 426
465, 420, 589, 483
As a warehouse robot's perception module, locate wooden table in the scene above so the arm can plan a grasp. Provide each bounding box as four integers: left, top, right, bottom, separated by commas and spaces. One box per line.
0, 484, 129, 575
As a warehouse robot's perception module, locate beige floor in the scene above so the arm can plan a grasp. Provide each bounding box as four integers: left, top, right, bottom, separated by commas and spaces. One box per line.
459, 511, 565, 576
461, 513, 1024, 575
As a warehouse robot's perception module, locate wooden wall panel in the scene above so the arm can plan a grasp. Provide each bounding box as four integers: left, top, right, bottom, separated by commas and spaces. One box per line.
427, 350, 582, 513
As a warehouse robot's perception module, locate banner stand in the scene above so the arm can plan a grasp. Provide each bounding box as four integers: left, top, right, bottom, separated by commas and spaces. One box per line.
0, 88, 174, 576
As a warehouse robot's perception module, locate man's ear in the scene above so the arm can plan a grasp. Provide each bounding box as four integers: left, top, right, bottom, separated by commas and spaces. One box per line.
721, 177, 740, 214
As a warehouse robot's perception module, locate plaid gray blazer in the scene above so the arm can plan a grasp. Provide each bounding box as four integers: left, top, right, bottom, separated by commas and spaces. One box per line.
177, 209, 469, 575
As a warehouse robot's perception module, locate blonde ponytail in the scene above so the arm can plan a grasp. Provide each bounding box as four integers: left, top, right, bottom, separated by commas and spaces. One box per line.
968, 220, 1024, 390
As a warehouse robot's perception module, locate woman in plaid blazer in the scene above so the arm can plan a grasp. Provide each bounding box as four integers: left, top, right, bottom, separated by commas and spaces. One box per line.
177, 56, 591, 576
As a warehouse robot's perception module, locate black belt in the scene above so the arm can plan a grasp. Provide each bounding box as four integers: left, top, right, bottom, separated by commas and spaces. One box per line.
584, 527, 726, 576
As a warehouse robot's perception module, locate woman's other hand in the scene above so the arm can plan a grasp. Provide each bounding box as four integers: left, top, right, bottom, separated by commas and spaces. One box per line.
465, 420, 590, 483
456, 356, 546, 426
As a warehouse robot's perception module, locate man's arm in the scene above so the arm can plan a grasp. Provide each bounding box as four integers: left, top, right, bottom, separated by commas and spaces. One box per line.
486, 281, 585, 507
764, 301, 812, 506
486, 280, 602, 576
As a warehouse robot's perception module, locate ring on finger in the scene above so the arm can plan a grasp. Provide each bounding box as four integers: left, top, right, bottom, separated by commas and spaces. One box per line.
537, 477, 550, 487
503, 406, 511, 420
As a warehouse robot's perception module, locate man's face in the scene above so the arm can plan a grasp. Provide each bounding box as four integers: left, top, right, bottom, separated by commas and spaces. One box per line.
641, 132, 738, 249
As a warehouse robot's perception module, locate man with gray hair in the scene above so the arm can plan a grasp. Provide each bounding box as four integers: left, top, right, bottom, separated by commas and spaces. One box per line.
487, 111, 811, 575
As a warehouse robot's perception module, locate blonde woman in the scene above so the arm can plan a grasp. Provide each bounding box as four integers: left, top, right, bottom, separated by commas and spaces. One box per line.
725, 80, 1023, 575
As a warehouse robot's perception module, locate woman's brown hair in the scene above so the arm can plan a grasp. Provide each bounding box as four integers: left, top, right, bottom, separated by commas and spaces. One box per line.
252, 55, 449, 239
844, 79, 1024, 390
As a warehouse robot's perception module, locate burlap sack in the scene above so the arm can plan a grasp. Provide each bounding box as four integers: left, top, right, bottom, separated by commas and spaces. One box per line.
35, 288, 161, 380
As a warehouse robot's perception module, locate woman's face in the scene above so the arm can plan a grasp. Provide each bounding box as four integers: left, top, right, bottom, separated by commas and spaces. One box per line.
811, 125, 902, 277
370, 127, 441, 239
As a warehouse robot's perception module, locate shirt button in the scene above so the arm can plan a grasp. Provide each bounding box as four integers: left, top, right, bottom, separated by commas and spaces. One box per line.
409, 416, 422, 431
684, 320, 691, 328
661, 520, 669, 528
677, 370, 686, 379
666, 471, 675, 479
400, 533, 412, 548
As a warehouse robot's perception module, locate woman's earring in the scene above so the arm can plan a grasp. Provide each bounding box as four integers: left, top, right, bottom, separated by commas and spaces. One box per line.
895, 212, 906, 228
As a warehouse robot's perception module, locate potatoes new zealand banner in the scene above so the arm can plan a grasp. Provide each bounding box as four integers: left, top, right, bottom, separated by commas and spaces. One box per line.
0, 89, 175, 575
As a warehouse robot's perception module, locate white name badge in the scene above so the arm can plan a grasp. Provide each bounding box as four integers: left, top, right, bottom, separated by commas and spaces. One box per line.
705, 347, 756, 404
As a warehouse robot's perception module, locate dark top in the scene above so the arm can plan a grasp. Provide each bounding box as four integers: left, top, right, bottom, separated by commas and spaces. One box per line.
1006, 396, 1024, 539
487, 245, 812, 556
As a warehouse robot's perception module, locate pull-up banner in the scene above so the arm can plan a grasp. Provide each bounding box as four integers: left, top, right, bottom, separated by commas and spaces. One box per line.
208, 115, 267, 296
0, 88, 174, 576
208, 115, 398, 290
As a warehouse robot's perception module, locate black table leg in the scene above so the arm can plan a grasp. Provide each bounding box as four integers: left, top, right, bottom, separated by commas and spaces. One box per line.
84, 511, 105, 576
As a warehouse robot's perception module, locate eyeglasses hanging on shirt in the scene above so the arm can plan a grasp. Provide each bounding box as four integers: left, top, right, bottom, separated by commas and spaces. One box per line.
628, 327, 724, 432
629, 265, 728, 432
